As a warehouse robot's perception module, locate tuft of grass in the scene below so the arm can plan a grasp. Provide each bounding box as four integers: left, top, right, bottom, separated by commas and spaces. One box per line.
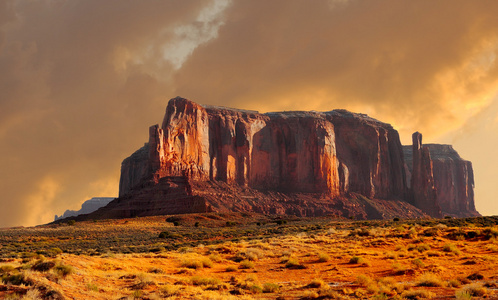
285, 257, 305, 269
317, 252, 330, 263
0, 265, 16, 273
411, 258, 425, 269
32, 260, 56, 272
191, 276, 221, 286
130, 290, 143, 299
349, 256, 364, 264
457, 283, 488, 298
455, 290, 472, 300
225, 265, 237, 272
443, 243, 461, 255
86, 283, 99, 292
180, 257, 212, 269
262, 282, 279, 293
416, 273, 445, 287
160, 284, 181, 297
356, 275, 374, 287
417, 244, 431, 252
239, 260, 255, 269
401, 289, 435, 299
54, 263, 73, 278
307, 278, 326, 288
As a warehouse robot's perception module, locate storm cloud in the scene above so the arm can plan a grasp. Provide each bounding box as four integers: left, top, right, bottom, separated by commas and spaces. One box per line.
1, 0, 498, 227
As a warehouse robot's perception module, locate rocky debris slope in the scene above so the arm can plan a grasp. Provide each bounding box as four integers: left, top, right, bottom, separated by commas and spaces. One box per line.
75, 97, 478, 221
54, 197, 114, 221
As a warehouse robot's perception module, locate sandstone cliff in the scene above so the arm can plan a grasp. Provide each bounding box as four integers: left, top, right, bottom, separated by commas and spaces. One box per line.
100, 96, 477, 220
120, 97, 408, 201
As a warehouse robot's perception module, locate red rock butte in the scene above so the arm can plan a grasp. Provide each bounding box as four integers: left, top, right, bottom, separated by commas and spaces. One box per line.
83, 97, 479, 221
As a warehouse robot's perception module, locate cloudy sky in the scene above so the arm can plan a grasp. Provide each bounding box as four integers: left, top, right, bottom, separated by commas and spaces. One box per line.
1, 0, 498, 227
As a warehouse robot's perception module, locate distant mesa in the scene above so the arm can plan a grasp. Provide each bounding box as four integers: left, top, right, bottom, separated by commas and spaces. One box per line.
54, 197, 114, 221
66, 97, 479, 222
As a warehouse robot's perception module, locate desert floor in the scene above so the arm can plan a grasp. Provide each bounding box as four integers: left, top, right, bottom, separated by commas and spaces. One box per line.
0, 214, 497, 299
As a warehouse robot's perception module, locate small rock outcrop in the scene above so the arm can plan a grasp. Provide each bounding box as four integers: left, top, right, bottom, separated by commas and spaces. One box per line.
54, 197, 115, 221
82, 96, 478, 221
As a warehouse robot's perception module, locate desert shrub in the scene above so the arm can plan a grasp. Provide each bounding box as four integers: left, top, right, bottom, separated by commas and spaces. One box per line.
356, 275, 374, 287
1, 271, 33, 286
181, 257, 213, 269
32, 260, 56, 272
457, 283, 488, 298
158, 231, 181, 239
191, 276, 221, 286
262, 282, 279, 293
448, 279, 461, 288
232, 248, 264, 262
317, 252, 330, 262
130, 290, 143, 299
417, 244, 431, 252
442, 243, 461, 255
0, 265, 16, 273
407, 244, 417, 251
401, 289, 435, 299
285, 258, 305, 269
225, 266, 237, 272
411, 258, 425, 268
455, 290, 472, 300
239, 260, 254, 269
66, 220, 76, 226
349, 256, 364, 264
466, 272, 484, 280
86, 283, 99, 292
416, 273, 445, 287
423, 228, 439, 237
483, 227, 498, 239
391, 263, 414, 276
148, 267, 164, 274
307, 278, 326, 288
54, 263, 73, 277
160, 284, 181, 297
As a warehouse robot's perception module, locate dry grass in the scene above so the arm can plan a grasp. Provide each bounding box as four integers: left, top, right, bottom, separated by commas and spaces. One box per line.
0, 214, 497, 299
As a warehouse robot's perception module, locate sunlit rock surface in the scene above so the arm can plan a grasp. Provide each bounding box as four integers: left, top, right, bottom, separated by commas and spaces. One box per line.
83, 97, 478, 221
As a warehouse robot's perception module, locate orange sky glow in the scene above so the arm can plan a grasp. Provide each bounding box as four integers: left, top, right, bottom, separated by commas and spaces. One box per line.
1, 0, 498, 227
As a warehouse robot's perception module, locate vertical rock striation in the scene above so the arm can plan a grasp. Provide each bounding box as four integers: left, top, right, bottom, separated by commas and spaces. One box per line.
408, 132, 442, 217
325, 110, 407, 200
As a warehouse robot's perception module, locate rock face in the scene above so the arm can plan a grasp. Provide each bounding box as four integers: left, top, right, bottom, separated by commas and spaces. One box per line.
54, 197, 115, 221
404, 141, 479, 218
119, 97, 409, 202
87, 96, 478, 221
120, 98, 344, 196
326, 110, 406, 200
